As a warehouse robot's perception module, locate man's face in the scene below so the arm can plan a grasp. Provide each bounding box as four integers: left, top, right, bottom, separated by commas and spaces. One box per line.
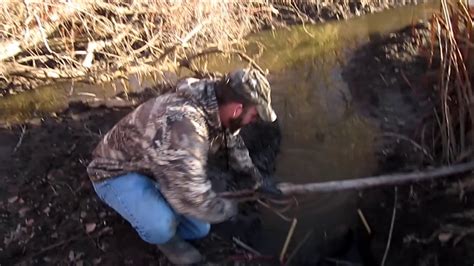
220, 103, 259, 133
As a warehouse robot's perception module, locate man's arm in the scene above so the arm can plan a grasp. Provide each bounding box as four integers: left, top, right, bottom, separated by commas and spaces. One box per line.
225, 132, 264, 188
152, 110, 237, 223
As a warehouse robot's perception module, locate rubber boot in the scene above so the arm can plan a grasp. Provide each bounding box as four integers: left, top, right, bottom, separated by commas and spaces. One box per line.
157, 235, 202, 265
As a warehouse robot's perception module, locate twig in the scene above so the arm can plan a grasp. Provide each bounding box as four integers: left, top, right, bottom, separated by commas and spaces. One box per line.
381, 187, 398, 266
0, 8, 71, 60
179, 47, 265, 75
13, 125, 26, 153
179, 21, 208, 45
257, 199, 292, 222
400, 69, 416, 91
25, 234, 84, 260
379, 73, 389, 87
18, 227, 112, 263
219, 189, 255, 198
158, 21, 207, 61
324, 257, 362, 265
357, 209, 372, 235
381, 132, 434, 162
285, 229, 313, 265
232, 237, 262, 256
34, 14, 54, 54
279, 218, 297, 263
228, 254, 274, 262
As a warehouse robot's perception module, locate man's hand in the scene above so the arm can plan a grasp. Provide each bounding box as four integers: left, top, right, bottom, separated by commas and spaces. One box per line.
255, 175, 282, 197
223, 198, 239, 222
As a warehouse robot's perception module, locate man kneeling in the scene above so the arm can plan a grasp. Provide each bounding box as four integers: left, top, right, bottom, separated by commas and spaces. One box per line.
87, 68, 277, 264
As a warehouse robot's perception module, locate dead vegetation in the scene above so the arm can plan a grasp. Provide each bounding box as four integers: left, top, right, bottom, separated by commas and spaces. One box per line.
423, 0, 474, 164
0, 1, 275, 91
0, 0, 423, 95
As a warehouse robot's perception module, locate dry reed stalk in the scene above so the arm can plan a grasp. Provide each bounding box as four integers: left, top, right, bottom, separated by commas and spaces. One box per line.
428, 0, 474, 163
0, 1, 275, 87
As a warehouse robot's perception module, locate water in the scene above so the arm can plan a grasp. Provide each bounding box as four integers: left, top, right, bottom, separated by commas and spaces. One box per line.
197, 3, 437, 257
0, 2, 438, 259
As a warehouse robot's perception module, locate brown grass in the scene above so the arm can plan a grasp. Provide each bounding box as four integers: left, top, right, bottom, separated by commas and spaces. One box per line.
426, 0, 474, 163
0, 1, 274, 87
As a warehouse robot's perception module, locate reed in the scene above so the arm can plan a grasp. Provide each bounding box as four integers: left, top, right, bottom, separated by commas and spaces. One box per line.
426, 0, 474, 163
0, 1, 274, 87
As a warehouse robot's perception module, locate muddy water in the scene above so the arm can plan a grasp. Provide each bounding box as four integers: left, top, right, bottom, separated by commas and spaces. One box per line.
198, 3, 437, 258
0, 2, 437, 259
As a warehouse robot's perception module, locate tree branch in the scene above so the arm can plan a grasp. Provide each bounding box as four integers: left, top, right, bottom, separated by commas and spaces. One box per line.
220, 161, 474, 199
277, 161, 474, 195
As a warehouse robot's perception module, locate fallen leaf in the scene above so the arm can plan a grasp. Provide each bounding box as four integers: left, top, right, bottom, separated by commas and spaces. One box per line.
51, 232, 58, 238
43, 207, 51, 215
25, 218, 34, 226
93, 258, 102, 265
85, 223, 96, 234
68, 250, 75, 262
8, 196, 18, 203
75, 260, 83, 266
438, 232, 453, 243
80, 211, 87, 218
18, 207, 31, 217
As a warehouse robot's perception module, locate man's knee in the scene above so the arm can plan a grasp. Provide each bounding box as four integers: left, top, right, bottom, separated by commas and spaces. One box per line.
138, 215, 178, 244
194, 223, 210, 239
184, 222, 210, 240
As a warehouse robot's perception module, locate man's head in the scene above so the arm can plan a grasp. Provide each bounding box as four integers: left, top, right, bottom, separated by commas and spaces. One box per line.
215, 68, 277, 134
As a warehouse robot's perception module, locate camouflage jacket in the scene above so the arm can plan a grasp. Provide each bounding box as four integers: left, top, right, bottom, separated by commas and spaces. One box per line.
87, 78, 262, 223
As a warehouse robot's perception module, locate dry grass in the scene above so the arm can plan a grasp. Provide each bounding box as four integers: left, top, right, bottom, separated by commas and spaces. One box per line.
426, 0, 474, 163
0, 1, 275, 87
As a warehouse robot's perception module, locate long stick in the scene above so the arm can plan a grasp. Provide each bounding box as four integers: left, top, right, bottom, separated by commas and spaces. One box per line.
219, 161, 474, 199
276, 161, 474, 196
381, 187, 398, 266
279, 218, 298, 263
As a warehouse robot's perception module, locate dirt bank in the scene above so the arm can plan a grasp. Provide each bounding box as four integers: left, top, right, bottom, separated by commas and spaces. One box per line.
274, 0, 418, 25
0, 87, 284, 265
343, 24, 474, 266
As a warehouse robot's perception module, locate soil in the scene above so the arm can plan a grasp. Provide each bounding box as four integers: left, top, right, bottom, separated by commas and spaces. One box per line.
273, 0, 408, 27
0, 101, 162, 265
0, 88, 284, 265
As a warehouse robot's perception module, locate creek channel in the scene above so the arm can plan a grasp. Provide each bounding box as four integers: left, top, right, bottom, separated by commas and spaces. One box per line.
0, 3, 437, 263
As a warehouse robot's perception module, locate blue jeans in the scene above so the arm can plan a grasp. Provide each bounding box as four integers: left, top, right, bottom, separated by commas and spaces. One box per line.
92, 172, 210, 244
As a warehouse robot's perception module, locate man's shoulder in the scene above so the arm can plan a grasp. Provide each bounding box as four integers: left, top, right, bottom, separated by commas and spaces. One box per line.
165, 99, 205, 124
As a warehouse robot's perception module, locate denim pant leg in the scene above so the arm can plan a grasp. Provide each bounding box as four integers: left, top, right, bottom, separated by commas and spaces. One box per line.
92, 172, 210, 244
93, 173, 177, 244
177, 214, 211, 240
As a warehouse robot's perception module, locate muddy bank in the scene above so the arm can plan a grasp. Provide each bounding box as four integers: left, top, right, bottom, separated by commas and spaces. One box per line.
0, 88, 284, 265
274, 0, 427, 25
0, 102, 155, 265
343, 23, 435, 170
343, 25, 474, 266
